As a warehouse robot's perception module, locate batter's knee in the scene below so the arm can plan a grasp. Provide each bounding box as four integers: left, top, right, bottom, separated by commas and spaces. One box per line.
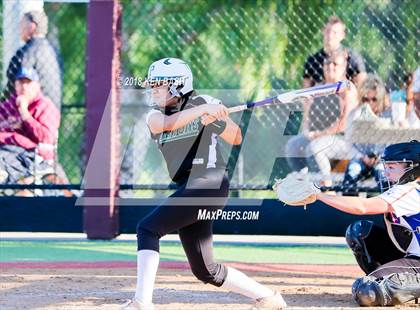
136, 222, 160, 252
190, 262, 227, 287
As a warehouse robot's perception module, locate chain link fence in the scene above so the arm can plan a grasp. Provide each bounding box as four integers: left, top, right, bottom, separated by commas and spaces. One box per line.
1, 1, 419, 193
120, 0, 419, 192
0, 2, 86, 185
45, 2, 87, 183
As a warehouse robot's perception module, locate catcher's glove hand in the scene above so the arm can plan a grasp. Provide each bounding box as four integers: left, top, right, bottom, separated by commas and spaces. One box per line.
273, 172, 320, 206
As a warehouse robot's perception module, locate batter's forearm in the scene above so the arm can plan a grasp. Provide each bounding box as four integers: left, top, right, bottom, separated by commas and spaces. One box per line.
160, 106, 205, 132
220, 119, 242, 145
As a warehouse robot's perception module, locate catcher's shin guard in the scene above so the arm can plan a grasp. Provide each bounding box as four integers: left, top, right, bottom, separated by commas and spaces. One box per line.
345, 220, 381, 274
352, 273, 420, 306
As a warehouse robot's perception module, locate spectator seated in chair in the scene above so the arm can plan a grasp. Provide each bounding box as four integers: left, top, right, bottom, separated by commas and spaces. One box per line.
343, 74, 392, 194
0, 67, 60, 189
286, 49, 359, 187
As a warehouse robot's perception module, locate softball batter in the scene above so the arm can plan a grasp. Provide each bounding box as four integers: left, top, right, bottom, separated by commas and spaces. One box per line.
121, 58, 286, 310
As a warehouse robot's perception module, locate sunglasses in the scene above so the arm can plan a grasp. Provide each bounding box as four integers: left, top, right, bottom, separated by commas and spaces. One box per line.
362, 96, 378, 103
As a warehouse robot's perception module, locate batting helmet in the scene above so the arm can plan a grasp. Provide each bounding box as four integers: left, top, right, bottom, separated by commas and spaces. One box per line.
145, 58, 193, 97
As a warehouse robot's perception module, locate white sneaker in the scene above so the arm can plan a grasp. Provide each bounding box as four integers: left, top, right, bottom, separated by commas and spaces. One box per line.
120, 298, 154, 310
250, 292, 287, 310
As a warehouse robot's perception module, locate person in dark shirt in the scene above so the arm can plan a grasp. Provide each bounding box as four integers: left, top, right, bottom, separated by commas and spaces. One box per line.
1, 10, 62, 108
303, 16, 366, 88
121, 58, 287, 310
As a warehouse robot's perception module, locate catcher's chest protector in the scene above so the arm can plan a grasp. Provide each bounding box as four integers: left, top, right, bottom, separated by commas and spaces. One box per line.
384, 213, 420, 256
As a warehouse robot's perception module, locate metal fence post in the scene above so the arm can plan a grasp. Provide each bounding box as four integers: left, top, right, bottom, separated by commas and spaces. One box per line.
83, 0, 121, 239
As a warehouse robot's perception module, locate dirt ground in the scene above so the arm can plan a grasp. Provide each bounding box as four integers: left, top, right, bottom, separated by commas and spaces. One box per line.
0, 264, 418, 310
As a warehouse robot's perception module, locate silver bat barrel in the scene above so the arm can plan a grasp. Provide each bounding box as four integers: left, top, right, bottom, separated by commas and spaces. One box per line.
228, 80, 351, 113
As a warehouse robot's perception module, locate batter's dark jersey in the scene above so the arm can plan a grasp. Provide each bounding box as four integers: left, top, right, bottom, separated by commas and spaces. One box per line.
303, 48, 366, 85
146, 94, 226, 184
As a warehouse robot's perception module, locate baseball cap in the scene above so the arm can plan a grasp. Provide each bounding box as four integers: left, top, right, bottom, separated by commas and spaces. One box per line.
15, 67, 39, 81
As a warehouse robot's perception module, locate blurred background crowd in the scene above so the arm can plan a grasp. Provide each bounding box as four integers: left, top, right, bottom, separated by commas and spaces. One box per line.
0, 1, 418, 196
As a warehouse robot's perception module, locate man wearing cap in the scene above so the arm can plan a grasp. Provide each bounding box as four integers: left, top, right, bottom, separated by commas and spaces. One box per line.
1, 10, 62, 108
0, 67, 60, 184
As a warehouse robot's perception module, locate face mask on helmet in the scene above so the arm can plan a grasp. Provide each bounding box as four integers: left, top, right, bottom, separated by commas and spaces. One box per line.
143, 78, 184, 107
379, 159, 419, 191
378, 140, 420, 191
143, 58, 194, 107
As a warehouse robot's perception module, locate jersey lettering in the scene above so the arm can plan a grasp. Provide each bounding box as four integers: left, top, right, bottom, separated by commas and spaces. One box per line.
158, 119, 200, 144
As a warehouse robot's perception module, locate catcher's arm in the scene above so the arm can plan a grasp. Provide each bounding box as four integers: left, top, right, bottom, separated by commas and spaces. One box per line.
273, 173, 391, 214
316, 194, 392, 215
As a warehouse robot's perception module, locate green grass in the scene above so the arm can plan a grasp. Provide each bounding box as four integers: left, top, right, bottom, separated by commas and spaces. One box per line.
0, 241, 356, 264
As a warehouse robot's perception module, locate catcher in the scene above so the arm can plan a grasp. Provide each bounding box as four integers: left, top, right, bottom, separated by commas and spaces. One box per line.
274, 140, 420, 306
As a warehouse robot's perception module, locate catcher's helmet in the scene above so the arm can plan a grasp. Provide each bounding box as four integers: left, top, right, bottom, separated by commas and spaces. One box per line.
381, 140, 420, 184
145, 58, 193, 97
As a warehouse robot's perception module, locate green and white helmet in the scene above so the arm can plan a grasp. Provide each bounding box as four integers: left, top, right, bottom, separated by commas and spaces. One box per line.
145, 57, 193, 98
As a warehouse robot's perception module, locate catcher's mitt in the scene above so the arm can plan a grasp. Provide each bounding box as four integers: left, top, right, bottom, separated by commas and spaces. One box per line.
273, 172, 320, 206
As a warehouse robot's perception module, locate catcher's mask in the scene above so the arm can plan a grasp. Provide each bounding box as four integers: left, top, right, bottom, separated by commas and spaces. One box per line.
379, 140, 420, 191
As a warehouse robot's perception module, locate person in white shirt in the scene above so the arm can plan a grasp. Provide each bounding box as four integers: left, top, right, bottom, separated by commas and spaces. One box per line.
316, 140, 420, 306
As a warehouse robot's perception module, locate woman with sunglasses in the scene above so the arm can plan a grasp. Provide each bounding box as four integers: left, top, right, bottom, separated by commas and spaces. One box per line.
342, 74, 392, 193
317, 140, 420, 306
122, 58, 287, 310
